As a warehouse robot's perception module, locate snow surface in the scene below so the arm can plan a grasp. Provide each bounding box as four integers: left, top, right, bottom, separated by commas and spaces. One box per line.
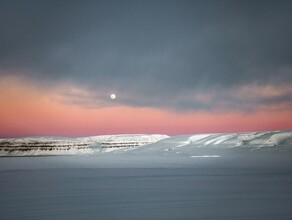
1, 131, 292, 157
0, 134, 169, 156
0, 130, 292, 220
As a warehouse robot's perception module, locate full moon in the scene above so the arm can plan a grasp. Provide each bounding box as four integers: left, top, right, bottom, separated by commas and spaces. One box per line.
110, 93, 116, 100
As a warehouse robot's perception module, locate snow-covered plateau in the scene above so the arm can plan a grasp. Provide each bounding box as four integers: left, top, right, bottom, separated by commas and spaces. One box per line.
0, 134, 169, 156
0, 130, 291, 157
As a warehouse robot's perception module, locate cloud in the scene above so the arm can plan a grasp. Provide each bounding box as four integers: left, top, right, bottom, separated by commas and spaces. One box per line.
49, 81, 291, 113
0, 0, 291, 111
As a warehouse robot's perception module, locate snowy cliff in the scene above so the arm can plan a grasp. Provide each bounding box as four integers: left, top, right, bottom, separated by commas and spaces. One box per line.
0, 131, 291, 157
0, 134, 169, 156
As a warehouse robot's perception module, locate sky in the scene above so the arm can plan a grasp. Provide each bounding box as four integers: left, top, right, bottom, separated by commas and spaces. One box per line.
0, 0, 292, 137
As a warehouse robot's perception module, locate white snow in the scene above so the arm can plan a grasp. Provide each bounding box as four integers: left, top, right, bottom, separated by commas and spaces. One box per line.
268, 132, 292, 145
0, 132, 291, 220
174, 141, 191, 148
0, 134, 169, 156
0, 130, 291, 157
188, 134, 210, 142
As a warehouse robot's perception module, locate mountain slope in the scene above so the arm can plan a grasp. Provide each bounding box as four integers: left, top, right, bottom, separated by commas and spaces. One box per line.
0, 131, 291, 157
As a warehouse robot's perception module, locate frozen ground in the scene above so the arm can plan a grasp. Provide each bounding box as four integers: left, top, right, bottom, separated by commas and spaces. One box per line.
0, 130, 292, 219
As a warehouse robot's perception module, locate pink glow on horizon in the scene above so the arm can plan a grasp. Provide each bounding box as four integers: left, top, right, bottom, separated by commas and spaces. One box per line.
0, 77, 291, 137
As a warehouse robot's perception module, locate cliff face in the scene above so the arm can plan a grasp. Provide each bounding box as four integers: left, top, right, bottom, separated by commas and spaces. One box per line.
1, 131, 292, 157
0, 134, 169, 156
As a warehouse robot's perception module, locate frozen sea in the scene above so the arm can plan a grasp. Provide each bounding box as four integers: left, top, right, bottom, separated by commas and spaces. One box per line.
0, 154, 292, 220
1, 132, 292, 219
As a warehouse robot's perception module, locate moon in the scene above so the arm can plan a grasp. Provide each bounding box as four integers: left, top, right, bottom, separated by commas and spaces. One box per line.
110, 93, 116, 100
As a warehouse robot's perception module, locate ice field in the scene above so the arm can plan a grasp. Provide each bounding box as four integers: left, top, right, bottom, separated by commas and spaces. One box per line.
0, 130, 292, 220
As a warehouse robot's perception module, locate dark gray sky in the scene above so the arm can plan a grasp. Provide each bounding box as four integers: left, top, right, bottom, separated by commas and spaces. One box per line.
1, 0, 291, 111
